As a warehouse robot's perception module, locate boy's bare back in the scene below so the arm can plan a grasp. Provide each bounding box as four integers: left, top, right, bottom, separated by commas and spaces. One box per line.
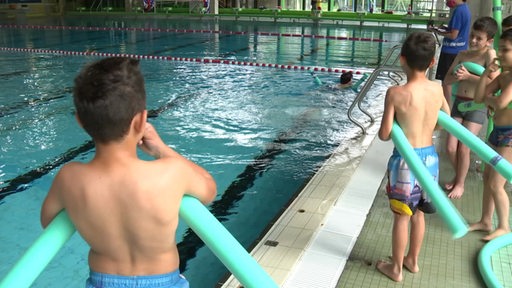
380, 78, 448, 148
42, 122, 216, 276
379, 31, 450, 147
394, 80, 445, 147
53, 160, 184, 275
40, 57, 217, 279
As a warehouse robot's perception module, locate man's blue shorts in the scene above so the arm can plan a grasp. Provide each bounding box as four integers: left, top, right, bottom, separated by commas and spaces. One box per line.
86, 269, 189, 288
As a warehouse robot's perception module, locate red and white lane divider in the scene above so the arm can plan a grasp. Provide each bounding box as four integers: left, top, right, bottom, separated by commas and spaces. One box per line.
0, 24, 388, 42
0, 46, 372, 74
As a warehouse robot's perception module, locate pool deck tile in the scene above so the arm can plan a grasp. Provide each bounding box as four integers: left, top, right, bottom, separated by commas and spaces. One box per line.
220, 126, 512, 288
220, 126, 382, 288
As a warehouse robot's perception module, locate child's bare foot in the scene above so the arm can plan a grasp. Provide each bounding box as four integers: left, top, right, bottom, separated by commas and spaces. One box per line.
376, 260, 402, 282
482, 228, 511, 242
444, 182, 454, 191
447, 185, 464, 199
403, 256, 419, 273
468, 221, 493, 232
387, 255, 419, 273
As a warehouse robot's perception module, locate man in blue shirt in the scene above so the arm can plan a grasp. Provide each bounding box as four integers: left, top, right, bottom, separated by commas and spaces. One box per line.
429, 0, 471, 106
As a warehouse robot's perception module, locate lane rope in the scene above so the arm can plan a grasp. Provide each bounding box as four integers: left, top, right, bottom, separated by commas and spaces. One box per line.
0, 47, 373, 74
0, 24, 389, 42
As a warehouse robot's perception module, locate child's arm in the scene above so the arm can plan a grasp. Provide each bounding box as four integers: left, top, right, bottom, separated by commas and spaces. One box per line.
474, 58, 501, 104
41, 170, 66, 228
138, 123, 217, 205
485, 49, 500, 81
378, 88, 395, 141
485, 77, 512, 110
443, 53, 462, 86
438, 28, 460, 40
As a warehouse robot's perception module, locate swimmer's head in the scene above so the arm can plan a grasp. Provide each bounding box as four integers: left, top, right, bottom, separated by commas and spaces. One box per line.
340, 71, 353, 85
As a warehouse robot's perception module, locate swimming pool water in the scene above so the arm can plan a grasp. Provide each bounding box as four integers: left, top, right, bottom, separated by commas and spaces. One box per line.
0, 16, 407, 287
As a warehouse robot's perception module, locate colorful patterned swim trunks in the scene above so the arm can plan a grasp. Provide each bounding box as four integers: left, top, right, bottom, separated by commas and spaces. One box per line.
488, 126, 512, 148
386, 146, 438, 216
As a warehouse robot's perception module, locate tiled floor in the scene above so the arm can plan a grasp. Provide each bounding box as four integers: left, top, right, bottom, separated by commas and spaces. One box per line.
336, 131, 512, 288
221, 125, 383, 288
221, 126, 512, 288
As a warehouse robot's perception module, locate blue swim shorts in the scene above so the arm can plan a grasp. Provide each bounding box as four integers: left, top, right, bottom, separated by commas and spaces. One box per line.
488, 126, 512, 148
85, 269, 189, 288
386, 146, 438, 216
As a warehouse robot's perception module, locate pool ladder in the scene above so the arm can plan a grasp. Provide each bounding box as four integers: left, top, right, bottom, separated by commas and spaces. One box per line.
347, 44, 404, 135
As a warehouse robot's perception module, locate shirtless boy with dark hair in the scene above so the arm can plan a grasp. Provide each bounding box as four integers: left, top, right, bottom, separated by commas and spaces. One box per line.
41, 57, 217, 288
377, 31, 450, 282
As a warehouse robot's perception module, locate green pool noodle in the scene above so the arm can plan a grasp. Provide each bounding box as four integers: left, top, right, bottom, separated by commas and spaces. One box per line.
0, 196, 277, 288
458, 98, 512, 112
0, 211, 75, 288
438, 110, 512, 182
478, 232, 511, 288
179, 195, 278, 288
390, 122, 468, 239
351, 73, 369, 92
452, 61, 485, 108
311, 71, 322, 85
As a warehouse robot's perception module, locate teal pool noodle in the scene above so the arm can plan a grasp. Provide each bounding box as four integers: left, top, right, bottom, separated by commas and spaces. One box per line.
457, 101, 485, 112
1, 197, 277, 288
179, 195, 278, 288
452, 62, 485, 108
310, 72, 322, 85
458, 101, 512, 112
437, 111, 512, 182
351, 73, 369, 92
0, 211, 76, 288
390, 122, 468, 239
478, 233, 512, 288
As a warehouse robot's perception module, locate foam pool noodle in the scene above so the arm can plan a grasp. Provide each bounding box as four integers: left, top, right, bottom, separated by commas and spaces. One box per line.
390, 121, 468, 239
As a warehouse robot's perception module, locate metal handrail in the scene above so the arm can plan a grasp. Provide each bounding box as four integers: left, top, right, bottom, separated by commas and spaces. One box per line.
347, 66, 403, 134
347, 44, 403, 134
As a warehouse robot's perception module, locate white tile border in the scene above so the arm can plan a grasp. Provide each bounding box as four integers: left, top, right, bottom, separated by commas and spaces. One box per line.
282, 137, 393, 288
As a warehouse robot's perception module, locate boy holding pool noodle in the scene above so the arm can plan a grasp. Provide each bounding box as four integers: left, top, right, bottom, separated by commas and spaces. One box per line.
377, 32, 450, 282
470, 29, 512, 242
40, 57, 217, 287
443, 17, 499, 199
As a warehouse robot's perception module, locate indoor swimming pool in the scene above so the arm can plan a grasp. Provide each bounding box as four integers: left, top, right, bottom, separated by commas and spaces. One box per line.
0, 17, 409, 287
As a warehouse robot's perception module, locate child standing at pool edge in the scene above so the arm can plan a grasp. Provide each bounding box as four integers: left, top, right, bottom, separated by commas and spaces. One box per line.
443, 16, 499, 199
41, 57, 217, 287
470, 29, 512, 241
377, 31, 450, 282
